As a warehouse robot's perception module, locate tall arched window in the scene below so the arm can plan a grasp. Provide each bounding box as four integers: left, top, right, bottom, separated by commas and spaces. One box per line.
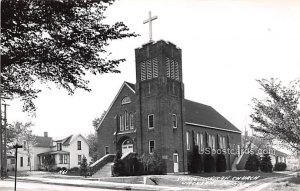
124, 111, 128, 130
129, 113, 134, 130
119, 115, 124, 131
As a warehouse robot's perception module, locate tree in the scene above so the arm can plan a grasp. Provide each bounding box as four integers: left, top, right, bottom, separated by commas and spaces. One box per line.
190, 145, 203, 173
80, 156, 88, 177
250, 78, 300, 152
216, 152, 227, 172
112, 152, 125, 176
1, 0, 137, 112
8, 121, 36, 171
245, 154, 260, 172
86, 133, 98, 162
260, 154, 273, 172
92, 110, 106, 130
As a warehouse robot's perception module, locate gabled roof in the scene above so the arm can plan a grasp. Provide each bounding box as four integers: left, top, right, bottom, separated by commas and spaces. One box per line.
97, 81, 241, 133
53, 134, 88, 146
126, 82, 135, 92
185, 99, 241, 133
34, 136, 53, 148
96, 81, 136, 130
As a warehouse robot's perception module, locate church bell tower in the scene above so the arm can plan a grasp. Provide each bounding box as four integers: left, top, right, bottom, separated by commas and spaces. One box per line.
134, 40, 187, 173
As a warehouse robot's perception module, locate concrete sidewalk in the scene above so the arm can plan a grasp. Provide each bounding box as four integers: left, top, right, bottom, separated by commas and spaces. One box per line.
4, 176, 210, 191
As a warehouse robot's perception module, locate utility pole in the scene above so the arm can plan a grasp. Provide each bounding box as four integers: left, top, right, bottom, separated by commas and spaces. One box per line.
13, 144, 22, 191
0, 59, 2, 179
3, 103, 8, 177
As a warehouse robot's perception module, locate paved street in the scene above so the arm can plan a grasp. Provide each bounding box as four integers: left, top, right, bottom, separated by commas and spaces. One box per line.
0, 180, 121, 191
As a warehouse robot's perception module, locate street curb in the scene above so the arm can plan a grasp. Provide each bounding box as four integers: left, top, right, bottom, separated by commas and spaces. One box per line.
3, 177, 187, 191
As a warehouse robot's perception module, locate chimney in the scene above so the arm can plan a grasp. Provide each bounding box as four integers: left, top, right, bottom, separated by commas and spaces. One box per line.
44, 132, 48, 137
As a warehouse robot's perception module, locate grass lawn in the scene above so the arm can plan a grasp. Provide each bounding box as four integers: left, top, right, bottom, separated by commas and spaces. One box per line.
145, 171, 290, 190
99, 171, 291, 190
263, 176, 300, 191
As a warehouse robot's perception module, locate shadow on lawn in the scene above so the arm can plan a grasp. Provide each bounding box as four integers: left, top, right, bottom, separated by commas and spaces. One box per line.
289, 177, 300, 185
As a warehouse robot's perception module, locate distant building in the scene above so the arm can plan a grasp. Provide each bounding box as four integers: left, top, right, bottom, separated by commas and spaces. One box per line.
38, 134, 91, 170
9, 132, 91, 171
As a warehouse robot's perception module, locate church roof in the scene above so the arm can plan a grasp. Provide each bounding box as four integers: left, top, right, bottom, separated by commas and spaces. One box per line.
125, 82, 135, 91
34, 136, 53, 147
97, 81, 241, 133
185, 99, 241, 133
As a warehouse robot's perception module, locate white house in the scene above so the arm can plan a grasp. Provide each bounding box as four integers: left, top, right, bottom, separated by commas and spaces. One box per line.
38, 134, 91, 170
8, 132, 53, 171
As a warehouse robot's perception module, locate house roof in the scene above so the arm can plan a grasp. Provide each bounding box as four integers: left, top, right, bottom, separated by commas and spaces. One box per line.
185, 99, 241, 133
34, 136, 53, 147
54, 135, 73, 146
38, 150, 70, 156
53, 134, 88, 146
273, 148, 288, 157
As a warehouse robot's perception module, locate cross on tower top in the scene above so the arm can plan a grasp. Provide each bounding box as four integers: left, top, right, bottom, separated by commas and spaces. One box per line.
143, 11, 158, 42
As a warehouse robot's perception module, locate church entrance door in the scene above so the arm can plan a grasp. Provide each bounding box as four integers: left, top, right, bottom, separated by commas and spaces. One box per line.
122, 139, 133, 156
173, 153, 179, 173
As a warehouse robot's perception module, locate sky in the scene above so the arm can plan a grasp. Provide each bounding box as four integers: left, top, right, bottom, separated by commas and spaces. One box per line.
7, 0, 300, 140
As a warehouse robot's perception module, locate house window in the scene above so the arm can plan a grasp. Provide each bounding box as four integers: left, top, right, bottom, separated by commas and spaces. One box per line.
149, 140, 155, 154
129, 113, 134, 130
148, 114, 154, 129
11, 158, 15, 165
63, 155, 68, 164
78, 155, 82, 165
105, 146, 109, 155
77, 141, 81, 150
27, 157, 30, 166
186, 131, 190, 150
124, 111, 128, 130
57, 143, 62, 151
119, 115, 124, 131
59, 154, 63, 164
20, 157, 23, 167
172, 114, 177, 128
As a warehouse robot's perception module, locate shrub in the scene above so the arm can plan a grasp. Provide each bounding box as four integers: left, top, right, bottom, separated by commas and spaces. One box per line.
140, 152, 164, 175
203, 148, 215, 172
245, 154, 260, 171
80, 156, 88, 177
260, 154, 273, 172
70, 167, 79, 172
61, 167, 67, 171
190, 145, 203, 173
273, 162, 287, 171
112, 152, 126, 176
216, 152, 227, 172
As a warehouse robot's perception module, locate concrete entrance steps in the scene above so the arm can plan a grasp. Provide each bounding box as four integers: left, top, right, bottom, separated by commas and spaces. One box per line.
92, 162, 114, 178
231, 156, 238, 171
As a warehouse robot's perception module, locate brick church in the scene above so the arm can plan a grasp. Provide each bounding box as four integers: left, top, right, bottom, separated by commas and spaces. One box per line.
96, 40, 241, 173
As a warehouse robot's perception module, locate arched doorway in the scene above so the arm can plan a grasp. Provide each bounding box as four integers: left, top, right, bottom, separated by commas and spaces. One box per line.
121, 139, 133, 155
